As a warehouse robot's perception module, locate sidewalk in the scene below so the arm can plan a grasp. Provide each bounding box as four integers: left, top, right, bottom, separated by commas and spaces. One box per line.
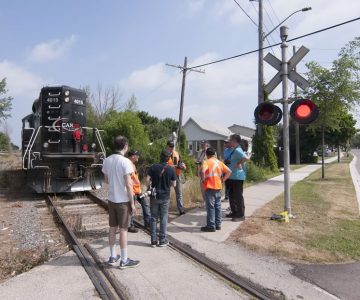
167, 155, 342, 299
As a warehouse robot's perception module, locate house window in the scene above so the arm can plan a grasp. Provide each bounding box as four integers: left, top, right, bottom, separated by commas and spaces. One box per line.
196, 141, 200, 152
189, 144, 193, 151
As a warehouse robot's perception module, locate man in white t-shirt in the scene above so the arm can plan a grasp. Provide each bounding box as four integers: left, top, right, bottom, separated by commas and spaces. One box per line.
102, 135, 140, 269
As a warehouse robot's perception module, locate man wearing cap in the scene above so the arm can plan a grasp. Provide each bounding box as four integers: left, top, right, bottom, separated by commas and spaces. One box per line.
147, 149, 177, 247
200, 147, 231, 232
166, 140, 186, 215
128, 150, 151, 232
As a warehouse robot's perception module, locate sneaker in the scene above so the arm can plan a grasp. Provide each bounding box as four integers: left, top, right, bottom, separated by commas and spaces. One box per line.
107, 255, 121, 266
232, 216, 245, 222
200, 226, 216, 232
179, 210, 186, 215
119, 258, 140, 269
225, 213, 234, 218
150, 241, 157, 248
158, 240, 169, 247
216, 225, 221, 230
128, 226, 139, 233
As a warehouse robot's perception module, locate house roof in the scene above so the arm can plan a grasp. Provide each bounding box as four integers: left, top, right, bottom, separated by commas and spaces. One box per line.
183, 117, 232, 138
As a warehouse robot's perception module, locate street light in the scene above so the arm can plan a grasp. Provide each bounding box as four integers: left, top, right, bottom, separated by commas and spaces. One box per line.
252, 0, 312, 106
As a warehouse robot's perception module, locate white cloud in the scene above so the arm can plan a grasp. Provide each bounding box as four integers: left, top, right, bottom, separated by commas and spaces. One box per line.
0, 60, 45, 97
119, 52, 258, 129
27, 34, 77, 62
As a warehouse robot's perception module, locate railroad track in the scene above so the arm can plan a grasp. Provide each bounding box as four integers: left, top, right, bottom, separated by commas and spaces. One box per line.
45, 194, 128, 300
86, 192, 282, 300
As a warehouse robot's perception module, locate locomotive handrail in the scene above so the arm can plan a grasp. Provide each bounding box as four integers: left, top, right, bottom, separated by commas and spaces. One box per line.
48, 92, 61, 96
48, 116, 60, 121
48, 105, 61, 109
82, 127, 106, 157
22, 127, 36, 170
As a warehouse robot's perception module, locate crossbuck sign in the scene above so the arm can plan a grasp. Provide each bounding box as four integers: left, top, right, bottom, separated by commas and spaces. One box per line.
264, 45, 310, 93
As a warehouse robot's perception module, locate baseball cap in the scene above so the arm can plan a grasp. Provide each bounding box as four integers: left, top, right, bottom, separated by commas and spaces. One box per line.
128, 150, 140, 157
206, 147, 216, 156
224, 138, 230, 143
200, 140, 209, 144
167, 140, 175, 147
161, 148, 172, 158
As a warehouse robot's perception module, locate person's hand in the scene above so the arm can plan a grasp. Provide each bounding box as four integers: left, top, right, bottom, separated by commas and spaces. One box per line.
236, 162, 243, 170
130, 204, 138, 216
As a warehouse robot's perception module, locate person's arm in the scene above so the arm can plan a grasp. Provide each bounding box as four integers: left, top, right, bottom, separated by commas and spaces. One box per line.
170, 168, 177, 187
222, 163, 232, 182
104, 174, 109, 184
124, 173, 137, 215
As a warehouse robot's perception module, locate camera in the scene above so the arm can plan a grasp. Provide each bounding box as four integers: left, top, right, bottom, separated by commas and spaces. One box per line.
224, 159, 231, 165
177, 160, 185, 169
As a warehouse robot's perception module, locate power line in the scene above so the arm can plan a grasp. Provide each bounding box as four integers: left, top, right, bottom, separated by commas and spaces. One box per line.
266, 0, 281, 24
188, 16, 360, 70
232, 0, 258, 27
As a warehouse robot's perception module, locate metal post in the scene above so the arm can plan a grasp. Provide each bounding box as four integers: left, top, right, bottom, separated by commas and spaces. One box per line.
258, 0, 264, 105
177, 56, 188, 150
280, 26, 291, 215
293, 45, 300, 165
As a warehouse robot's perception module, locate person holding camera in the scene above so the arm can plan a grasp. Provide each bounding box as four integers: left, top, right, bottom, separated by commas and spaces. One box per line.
102, 136, 140, 269
127, 150, 151, 232
166, 140, 186, 215
200, 148, 231, 232
147, 149, 177, 247
227, 134, 250, 222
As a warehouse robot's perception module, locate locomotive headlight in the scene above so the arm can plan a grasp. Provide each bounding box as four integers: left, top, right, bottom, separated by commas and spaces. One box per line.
43, 142, 49, 149
64, 90, 70, 96
64, 97, 70, 103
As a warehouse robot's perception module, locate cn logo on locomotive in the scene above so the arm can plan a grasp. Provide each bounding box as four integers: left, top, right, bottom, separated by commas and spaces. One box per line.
51, 117, 80, 132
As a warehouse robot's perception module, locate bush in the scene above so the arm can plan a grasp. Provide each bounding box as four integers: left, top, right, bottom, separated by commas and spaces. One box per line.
246, 162, 268, 182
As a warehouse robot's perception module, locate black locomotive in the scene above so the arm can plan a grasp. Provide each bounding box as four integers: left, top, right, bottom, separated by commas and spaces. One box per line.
21, 85, 105, 193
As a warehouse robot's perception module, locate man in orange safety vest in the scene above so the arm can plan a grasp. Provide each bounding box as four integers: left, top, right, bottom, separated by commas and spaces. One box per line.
200, 147, 231, 232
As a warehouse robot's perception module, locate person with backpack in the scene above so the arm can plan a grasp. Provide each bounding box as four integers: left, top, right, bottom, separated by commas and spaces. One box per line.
147, 149, 177, 247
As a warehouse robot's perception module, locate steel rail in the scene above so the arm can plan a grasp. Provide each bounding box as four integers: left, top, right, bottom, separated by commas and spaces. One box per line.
87, 193, 279, 300
45, 195, 121, 300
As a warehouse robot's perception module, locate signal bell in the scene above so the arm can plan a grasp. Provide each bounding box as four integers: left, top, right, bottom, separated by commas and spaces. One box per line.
254, 102, 282, 125
290, 99, 319, 124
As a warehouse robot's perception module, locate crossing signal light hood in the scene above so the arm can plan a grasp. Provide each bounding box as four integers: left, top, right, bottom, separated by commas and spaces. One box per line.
254, 102, 282, 125
290, 99, 319, 124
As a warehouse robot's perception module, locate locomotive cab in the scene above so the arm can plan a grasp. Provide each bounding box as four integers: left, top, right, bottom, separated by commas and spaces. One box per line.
22, 86, 106, 193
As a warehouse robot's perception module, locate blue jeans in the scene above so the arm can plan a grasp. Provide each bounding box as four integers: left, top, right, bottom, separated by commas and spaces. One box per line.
150, 198, 169, 243
129, 195, 151, 227
204, 189, 222, 229
175, 175, 184, 212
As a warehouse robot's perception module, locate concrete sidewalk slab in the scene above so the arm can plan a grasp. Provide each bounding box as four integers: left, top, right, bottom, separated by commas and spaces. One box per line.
0, 251, 99, 300
89, 231, 248, 300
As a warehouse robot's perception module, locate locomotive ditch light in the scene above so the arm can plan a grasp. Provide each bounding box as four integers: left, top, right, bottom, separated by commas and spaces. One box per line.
64, 97, 70, 103
254, 102, 282, 125
290, 99, 319, 124
43, 142, 49, 148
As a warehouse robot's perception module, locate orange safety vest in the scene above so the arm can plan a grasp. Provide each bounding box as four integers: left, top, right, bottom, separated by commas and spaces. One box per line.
168, 150, 182, 176
131, 162, 141, 195
202, 157, 229, 190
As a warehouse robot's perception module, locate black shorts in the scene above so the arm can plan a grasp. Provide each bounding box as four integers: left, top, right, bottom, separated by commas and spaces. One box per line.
108, 201, 130, 229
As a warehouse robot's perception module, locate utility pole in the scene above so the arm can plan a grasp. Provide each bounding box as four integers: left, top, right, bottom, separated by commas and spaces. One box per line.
166, 57, 204, 150
258, 0, 264, 106
280, 26, 291, 216
294, 45, 300, 164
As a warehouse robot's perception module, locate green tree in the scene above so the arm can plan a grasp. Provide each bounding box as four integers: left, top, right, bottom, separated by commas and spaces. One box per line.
0, 78, 13, 121
303, 37, 360, 178
0, 132, 10, 151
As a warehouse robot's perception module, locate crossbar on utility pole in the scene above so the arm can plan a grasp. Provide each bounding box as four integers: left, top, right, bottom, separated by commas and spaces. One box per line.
166, 57, 205, 150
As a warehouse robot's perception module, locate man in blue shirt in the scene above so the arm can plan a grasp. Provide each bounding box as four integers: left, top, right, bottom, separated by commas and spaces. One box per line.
227, 134, 250, 221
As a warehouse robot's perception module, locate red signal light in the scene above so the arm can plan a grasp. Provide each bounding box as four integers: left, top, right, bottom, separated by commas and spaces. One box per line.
254, 102, 282, 125
290, 99, 319, 124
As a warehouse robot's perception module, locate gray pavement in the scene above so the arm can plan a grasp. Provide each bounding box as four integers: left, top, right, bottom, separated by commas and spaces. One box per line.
89, 232, 248, 300
0, 251, 100, 300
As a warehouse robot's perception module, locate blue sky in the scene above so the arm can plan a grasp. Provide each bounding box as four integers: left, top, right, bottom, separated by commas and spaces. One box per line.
0, 0, 359, 146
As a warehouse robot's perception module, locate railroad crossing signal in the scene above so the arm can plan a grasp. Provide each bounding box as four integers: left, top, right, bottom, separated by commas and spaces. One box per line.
254, 102, 282, 125
264, 46, 310, 94
290, 98, 319, 124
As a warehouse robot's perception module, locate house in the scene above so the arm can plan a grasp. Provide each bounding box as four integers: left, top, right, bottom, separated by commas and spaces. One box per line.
183, 117, 255, 158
